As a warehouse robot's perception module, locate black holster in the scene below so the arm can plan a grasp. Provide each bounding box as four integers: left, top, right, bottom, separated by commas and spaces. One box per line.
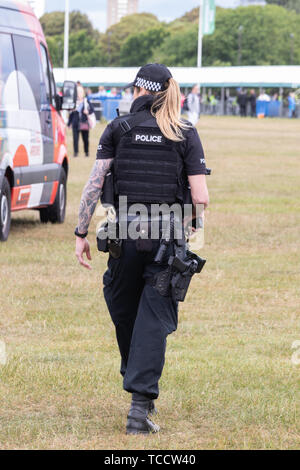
151, 242, 206, 302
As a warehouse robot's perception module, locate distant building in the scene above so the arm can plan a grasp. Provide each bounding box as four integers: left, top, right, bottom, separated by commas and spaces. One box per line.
107, 0, 139, 29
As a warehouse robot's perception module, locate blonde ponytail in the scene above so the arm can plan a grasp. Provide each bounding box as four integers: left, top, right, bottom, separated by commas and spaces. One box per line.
151, 78, 190, 142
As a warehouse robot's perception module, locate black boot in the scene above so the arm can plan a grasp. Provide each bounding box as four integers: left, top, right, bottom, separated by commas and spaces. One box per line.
149, 400, 158, 416
126, 393, 160, 435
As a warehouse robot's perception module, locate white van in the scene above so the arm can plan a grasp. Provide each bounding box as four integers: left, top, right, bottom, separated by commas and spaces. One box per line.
0, 0, 76, 240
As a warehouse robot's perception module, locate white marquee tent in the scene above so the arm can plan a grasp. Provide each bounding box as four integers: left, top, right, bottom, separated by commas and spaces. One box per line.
54, 65, 300, 89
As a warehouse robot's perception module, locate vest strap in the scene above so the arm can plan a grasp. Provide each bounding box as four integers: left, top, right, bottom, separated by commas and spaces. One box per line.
113, 110, 151, 144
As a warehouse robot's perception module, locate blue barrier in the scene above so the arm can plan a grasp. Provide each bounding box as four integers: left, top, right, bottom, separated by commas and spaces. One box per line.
256, 100, 269, 117
268, 101, 281, 117
88, 95, 121, 121
256, 100, 281, 117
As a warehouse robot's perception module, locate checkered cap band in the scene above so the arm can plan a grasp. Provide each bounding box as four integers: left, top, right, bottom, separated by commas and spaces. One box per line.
135, 76, 162, 92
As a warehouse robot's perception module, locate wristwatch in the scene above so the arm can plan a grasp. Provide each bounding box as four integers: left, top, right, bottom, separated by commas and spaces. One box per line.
74, 227, 88, 238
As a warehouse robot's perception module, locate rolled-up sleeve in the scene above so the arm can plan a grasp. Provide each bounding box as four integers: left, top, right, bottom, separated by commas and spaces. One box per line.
181, 127, 207, 175
96, 123, 115, 160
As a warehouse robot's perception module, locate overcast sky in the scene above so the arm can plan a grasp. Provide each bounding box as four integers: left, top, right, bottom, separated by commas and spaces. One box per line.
45, 0, 240, 32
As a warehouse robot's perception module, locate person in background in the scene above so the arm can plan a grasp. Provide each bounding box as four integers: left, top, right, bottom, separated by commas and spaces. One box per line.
180, 91, 185, 110
187, 85, 200, 125
107, 87, 118, 97
122, 88, 133, 102
98, 86, 107, 97
68, 85, 95, 157
248, 89, 257, 118
288, 92, 296, 118
237, 89, 248, 117
209, 93, 217, 115
258, 90, 270, 102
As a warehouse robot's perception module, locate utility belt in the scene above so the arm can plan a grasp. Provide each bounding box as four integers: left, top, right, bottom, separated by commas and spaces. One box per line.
97, 213, 206, 302
96, 213, 183, 258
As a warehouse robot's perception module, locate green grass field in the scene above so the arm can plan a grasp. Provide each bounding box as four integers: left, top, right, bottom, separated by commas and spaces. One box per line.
0, 116, 299, 450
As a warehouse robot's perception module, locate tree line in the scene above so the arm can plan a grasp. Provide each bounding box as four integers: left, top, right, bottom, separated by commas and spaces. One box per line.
41, 3, 300, 68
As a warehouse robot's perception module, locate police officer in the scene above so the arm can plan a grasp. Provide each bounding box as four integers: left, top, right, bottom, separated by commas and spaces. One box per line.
75, 64, 209, 435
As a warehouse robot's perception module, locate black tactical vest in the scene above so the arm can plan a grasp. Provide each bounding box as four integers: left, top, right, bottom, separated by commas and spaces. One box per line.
114, 113, 183, 204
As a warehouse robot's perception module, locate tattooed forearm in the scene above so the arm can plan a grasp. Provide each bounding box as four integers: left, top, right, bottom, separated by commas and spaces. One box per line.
77, 159, 113, 233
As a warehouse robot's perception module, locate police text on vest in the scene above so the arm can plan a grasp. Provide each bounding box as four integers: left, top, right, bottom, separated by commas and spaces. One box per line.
133, 133, 163, 144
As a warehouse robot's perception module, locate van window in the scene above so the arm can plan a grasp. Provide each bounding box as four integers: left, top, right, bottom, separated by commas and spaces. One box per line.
0, 33, 16, 109
49, 68, 57, 108
40, 43, 57, 108
40, 43, 51, 106
13, 35, 41, 111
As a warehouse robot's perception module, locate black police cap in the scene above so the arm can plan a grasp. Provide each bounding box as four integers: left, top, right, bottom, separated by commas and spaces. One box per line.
124, 63, 172, 92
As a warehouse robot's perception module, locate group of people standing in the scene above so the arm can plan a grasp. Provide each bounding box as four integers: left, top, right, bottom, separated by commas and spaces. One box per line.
181, 86, 257, 124
237, 89, 257, 117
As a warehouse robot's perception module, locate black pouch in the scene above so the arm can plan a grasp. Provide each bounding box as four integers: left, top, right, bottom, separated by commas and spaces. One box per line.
97, 237, 108, 252
97, 222, 109, 252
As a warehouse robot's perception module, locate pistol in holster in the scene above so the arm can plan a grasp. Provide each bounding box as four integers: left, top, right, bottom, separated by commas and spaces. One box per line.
152, 235, 206, 302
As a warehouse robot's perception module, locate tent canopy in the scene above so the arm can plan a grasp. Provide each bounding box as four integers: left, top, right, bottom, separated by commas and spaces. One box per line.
54, 66, 300, 89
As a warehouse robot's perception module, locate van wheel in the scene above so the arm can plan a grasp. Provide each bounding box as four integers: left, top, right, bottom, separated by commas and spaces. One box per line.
39, 169, 67, 224
0, 177, 11, 241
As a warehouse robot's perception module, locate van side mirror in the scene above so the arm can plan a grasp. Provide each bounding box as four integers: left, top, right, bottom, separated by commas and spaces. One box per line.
61, 81, 77, 110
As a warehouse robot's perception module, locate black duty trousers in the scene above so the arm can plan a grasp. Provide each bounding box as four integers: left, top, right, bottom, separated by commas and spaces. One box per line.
72, 128, 89, 155
103, 240, 178, 399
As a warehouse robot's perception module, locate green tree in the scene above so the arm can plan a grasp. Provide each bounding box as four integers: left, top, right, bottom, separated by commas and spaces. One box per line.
45, 4, 300, 69
154, 5, 300, 67
265, 0, 300, 13
120, 27, 169, 66
100, 13, 160, 65
47, 31, 106, 68
47, 34, 64, 67
40, 12, 64, 36
153, 24, 198, 66
202, 5, 300, 66
68, 31, 105, 67
169, 6, 199, 28
40, 10, 94, 36
42, 10, 105, 68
